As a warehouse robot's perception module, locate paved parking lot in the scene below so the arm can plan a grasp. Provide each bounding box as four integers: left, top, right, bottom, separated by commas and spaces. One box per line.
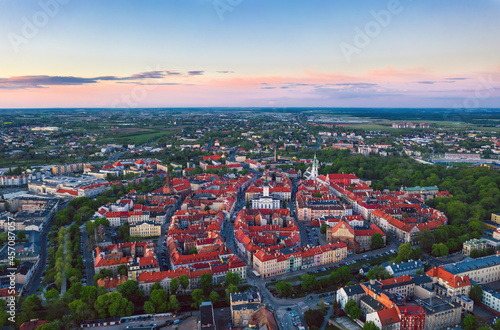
334, 316, 361, 330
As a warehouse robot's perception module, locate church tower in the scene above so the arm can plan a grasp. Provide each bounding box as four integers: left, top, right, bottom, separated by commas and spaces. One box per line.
311, 153, 319, 180
163, 172, 174, 194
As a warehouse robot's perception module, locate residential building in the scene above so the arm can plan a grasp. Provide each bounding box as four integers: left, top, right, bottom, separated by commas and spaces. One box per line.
129, 221, 161, 237
230, 291, 262, 328
462, 238, 489, 256
441, 254, 500, 284
200, 301, 216, 330
385, 260, 424, 277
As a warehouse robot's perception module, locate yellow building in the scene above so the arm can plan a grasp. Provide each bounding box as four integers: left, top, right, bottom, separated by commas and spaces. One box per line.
492, 213, 500, 224
129, 221, 161, 237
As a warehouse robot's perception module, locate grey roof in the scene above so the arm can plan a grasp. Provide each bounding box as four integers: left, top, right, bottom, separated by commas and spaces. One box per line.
412, 275, 433, 286
360, 295, 385, 312
387, 260, 423, 273
343, 284, 365, 296
442, 254, 500, 275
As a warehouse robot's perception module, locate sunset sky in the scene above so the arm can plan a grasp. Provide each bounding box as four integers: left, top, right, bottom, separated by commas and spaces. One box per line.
0, 0, 499, 108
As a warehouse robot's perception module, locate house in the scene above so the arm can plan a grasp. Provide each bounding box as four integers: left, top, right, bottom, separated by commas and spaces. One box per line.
230, 291, 262, 328
200, 301, 216, 330
385, 260, 424, 277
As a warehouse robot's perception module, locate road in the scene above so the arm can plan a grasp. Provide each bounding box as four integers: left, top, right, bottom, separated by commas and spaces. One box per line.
23, 223, 49, 297
82, 226, 96, 286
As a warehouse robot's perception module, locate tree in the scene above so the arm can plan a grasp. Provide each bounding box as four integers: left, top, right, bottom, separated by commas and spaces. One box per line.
470, 249, 481, 258
338, 266, 351, 282
188, 248, 198, 255
349, 305, 361, 320
225, 272, 241, 287
275, 281, 293, 297
344, 300, 357, 314
17, 230, 26, 241
470, 284, 483, 303
209, 291, 220, 304
191, 289, 205, 309
366, 265, 392, 280
117, 265, 127, 276
143, 300, 155, 314
168, 295, 180, 312
301, 274, 316, 292
363, 321, 380, 330
44, 288, 60, 305
494, 318, 500, 330
69, 299, 94, 323
370, 233, 385, 249
117, 280, 143, 304
246, 201, 250, 209
0, 232, 7, 243
304, 309, 324, 329
94, 292, 133, 318
320, 224, 328, 235
0, 300, 7, 328
21, 294, 43, 321
462, 314, 477, 330
179, 274, 190, 291
150, 287, 168, 312
200, 273, 213, 295
431, 243, 449, 257
228, 284, 239, 293
397, 243, 414, 262
170, 278, 179, 295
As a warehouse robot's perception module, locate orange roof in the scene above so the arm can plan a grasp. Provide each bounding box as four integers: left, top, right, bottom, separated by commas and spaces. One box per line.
426, 266, 471, 288
377, 307, 401, 326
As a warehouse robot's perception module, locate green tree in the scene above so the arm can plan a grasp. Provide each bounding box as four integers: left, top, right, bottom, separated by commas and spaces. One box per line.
17, 230, 26, 241
363, 321, 380, 330
191, 289, 205, 309
94, 292, 134, 318
470, 284, 483, 303
301, 274, 316, 291
370, 233, 385, 249
320, 224, 328, 235
179, 274, 190, 291
21, 294, 43, 321
349, 305, 361, 320
209, 291, 220, 304
117, 280, 143, 304
344, 300, 357, 315
144, 300, 155, 314
150, 287, 168, 312
170, 277, 179, 295
462, 314, 477, 330
44, 288, 60, 305
188, 248, 198, 255
470, 249, 481, 258
0, 300, 7, 328
275, 281, 293, 297
246, 201, 250, 209
0, 232, 8, 243
68, 299, 94, 323
417, 230, 435, 251
304, 308, 325, 329
200, 273, 213, 295
225, 272, 241, 287
168, 295, 180, 312
338, 266, 351, 282
431, 243, 449, 257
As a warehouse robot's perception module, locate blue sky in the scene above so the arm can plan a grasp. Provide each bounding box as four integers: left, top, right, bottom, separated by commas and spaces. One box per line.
0, 0, 499, 108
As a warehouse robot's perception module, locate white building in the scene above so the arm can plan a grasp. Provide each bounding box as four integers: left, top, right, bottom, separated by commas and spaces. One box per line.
251, 181, 281, 209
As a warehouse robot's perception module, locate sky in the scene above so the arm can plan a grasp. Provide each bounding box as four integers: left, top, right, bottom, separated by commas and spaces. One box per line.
0, 0, 499, 108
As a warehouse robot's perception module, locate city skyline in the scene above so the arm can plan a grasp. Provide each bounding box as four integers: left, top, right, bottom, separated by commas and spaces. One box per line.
1, 0, 499, 108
